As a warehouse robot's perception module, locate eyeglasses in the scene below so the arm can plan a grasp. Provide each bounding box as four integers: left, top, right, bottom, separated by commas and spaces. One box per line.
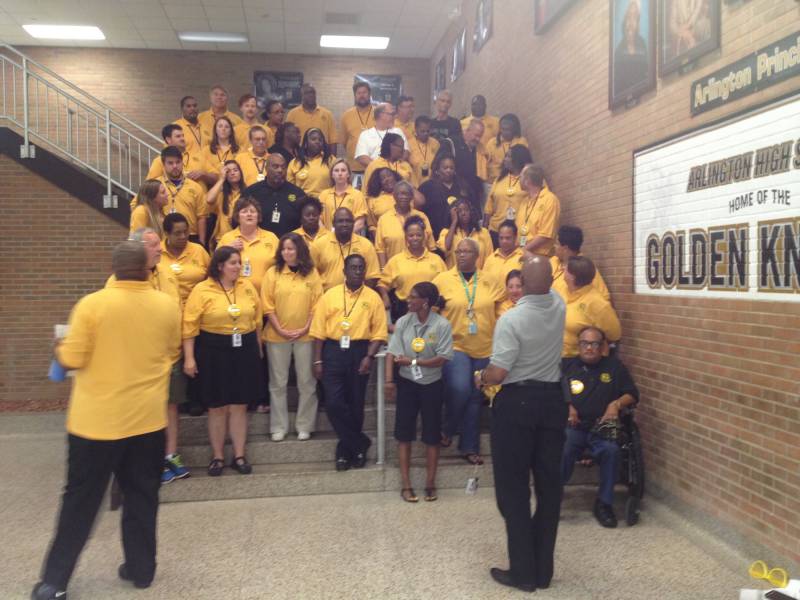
578, 340, 602, 349
748, 560, 789, 589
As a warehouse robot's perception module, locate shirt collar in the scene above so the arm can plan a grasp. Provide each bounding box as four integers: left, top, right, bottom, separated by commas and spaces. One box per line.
107, 280, 155, 291
516, 292, 557, 309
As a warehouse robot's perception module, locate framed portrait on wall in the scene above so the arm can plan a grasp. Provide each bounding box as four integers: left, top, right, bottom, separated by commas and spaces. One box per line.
609, 0, 656, 108
355, 74, 402, 104
434, 57, 446, 95
534, 0, 578, 34
451, 28, 466, 82
659, 0, 721, 75
473, 0, 493, 52
253, 71, 303, 109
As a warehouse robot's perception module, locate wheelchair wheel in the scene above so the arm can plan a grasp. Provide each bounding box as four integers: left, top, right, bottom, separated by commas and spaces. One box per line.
625, 496, 640, 526
627, 421, 645, 500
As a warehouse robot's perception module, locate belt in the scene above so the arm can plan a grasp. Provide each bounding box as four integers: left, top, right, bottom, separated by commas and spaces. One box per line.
503, 379, 561, 390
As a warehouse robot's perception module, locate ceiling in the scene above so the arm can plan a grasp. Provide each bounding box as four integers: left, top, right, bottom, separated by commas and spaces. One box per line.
0, 0, 460, 58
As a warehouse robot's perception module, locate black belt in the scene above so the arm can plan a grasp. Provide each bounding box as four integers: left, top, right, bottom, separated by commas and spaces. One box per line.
504, 379, 561, 390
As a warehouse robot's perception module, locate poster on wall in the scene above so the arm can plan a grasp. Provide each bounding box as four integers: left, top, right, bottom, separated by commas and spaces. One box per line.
473, 0, 493, 52
633, 94, 800, 302
253, 71, 303, 109
609, 0, 656, 108
434, 57, 446, 95
534, 0, 578, 34
659, 0, 721, 75
355, 74, 402, 104
451, 28, 466, 82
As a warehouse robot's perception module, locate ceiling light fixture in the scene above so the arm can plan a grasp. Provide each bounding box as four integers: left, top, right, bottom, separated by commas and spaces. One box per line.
320, 35, 389, 50
179, 32, 248, 43
23, 24, 105, 40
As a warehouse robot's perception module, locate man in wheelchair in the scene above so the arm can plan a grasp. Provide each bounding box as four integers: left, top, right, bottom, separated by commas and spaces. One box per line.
561, 326, 639, 528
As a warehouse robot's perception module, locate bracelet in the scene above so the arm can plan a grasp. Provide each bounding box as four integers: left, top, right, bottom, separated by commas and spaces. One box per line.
313, 360, 323, 365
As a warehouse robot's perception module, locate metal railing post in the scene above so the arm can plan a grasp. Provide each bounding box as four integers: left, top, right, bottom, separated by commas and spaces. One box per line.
103, 108, 114, 208
375, 350, 386, 465
20, 56, 30, 157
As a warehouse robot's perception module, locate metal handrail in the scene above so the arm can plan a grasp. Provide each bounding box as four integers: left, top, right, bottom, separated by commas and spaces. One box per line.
375, 350, 387, 465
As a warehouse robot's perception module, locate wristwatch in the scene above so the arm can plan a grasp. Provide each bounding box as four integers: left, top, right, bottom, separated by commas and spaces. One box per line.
411, 358, 418, 367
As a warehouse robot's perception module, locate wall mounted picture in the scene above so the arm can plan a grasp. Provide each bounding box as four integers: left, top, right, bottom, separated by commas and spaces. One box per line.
609, 0, 656, 108
355, 74, 402, 104
451, 28, 467, 82
534, 0, 579, 34
659, 0, 721, 75
473, 0, 493, 52
434, 57, 446, 95
253, 71, 303, 109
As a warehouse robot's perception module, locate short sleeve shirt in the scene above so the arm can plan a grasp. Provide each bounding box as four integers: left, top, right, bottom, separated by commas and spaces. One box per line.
387, 311, 454, 384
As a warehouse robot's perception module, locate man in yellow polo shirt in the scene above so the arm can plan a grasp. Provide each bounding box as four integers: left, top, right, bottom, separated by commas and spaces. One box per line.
174, 96, 206, 153
286, 83, 337, 151
550, 225, 610, 301
311, 207, 380, 291
394, 95, 416, 143
460, 95, 500, 147
339, 81, 375, 174
197, 85, 243, 136
32, 241, 180, 600
311, 253, 387, 471
517, 164, 561, 256
235, 126, 270, 186
234, 93, 263, 150
159, 146, 208, 246
146, 124, 214, 189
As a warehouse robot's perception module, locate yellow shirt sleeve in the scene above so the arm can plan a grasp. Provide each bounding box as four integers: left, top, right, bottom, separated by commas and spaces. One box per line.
286, 158, 301, 186
309, 291, 329, 340
129, 205, 151, 233
146, 157, 163, 180
55, 297, 95, 369
594, 269, 611, 302
260, 267, 277, 314
593, 297, 622, 342
368, 291, 389, 342
182, 283, 205, 339
361, 240, 382, 282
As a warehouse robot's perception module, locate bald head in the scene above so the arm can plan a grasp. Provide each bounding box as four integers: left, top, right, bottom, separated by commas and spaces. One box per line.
112, 241, 149, 281
521, 255, 552, 295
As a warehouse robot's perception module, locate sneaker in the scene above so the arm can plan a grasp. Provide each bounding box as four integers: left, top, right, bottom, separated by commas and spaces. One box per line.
160, 463, 176, 485
271, 432, 285, 442
297, 432, 310, 441
31, 582, 67, 599
165, 454, 190, 480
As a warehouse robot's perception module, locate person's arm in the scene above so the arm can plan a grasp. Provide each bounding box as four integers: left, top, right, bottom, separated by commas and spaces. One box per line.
443, 209, 458, 252
377, 252, 387, 269
476, 363, 508, 387
600, 394, 636, 422
359, 340, 383, 375
55, 299, 94, 370
524, 235, 552, 255
412, 188, 425, 209
416, 356, 447, 368
476, 317, 517, 387
206, 175, 225, 207
377, 285, 391, 310
312, 339, 324, 380
356, 155, 371, 168
182, 337, 198, 377
266, 312, 290, 340
197, 216, 207, 246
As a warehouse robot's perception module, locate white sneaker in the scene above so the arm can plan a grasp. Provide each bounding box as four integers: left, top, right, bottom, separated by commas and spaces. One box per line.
297, 432, 310, 441
271, 432, 285, 442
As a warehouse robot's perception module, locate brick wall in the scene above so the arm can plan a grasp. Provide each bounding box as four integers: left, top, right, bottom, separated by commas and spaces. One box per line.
430, 0, 800, 568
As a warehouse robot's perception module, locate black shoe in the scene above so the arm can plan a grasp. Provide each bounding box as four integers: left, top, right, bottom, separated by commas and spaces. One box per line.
489, 568, 536, 593
335, 457, 350, 471
230, 456, 252, 475
594, 498, 618, 528
31, 582, 67, 599
118, 564, 151, 589
352, 452, 367, 469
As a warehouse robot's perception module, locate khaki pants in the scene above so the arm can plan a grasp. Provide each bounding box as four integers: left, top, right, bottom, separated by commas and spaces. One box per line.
266, 340, 318, 434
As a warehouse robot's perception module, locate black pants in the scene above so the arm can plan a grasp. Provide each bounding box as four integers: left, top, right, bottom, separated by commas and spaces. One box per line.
41, 429, 165, 589
320, 340, 371, 460
490, 385, 567, 587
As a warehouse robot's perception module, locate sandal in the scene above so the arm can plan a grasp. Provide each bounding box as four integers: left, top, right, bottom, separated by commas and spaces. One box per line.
207, 458, 224, 477
440, 434, 452, 448
230, 456, 252, 475
462, 453, 484, 466
401, 488, 419, 503
424, 487, 438, 502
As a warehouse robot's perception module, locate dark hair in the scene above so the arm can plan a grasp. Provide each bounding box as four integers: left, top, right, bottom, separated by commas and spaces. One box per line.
579, 326, 606, 341
431, 152, 455, 179
403, 215, 426, 234
379, 132, 404, 160
275, 122, 298, 146
231, 196, 262, 228
353, 81, 371, 95
208, 246, 241, 281
161, 123, 182, 141
497, 113, 522, 143
163, 212, 188, 234
275, 231, 314, 277
454, 197, 482, 234
366, 167, 401, 198
558, 225, 583, 252
160, 145, 182, 162
344, 253, 365, 269
298, 195, 323, 216
238, 93, 256, 106
222, 159, 243, 218
414, 115, 432, 129
249, 125, 267, 140
411, 282, 445, 310
499, 144, 534, 180
498, 219, 518, 235
567, 256, 596, 287
298, 127, 332, 168
179, 95, 196, 108
505, 269, 522, 285
210, 116, 239, 154
397, 95, 414, 105
262, 99, 283, 121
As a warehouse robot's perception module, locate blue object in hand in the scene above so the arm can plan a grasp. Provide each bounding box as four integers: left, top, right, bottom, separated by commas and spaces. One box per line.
48, 359, 67, 382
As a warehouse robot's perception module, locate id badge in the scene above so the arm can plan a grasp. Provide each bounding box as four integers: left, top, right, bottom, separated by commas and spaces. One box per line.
506, 207, 516, 220
271, 209, 281, 223
519, 235, 527, 247
257, 173, 266, 182
339, 335, 350, 349
232, 333, 242, 347
466, 476, 479, 495
170, 206, 177, 214
468, 321, 478, 335
242, 260, 252, 276
411, 365, 424, 381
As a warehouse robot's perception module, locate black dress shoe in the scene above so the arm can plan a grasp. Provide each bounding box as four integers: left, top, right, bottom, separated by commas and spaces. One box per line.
31, 582, 67, 599
489, 568, 536, 593
594, 498, 618, 528
118, 564, 151, 589
352, 452, 367, 468
335, 457, 350, 471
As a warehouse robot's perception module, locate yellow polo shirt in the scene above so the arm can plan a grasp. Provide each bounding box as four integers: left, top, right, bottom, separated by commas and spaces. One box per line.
235, 150, 270, 187
394, 118, 416, 145
200, 145, 237, 178
319, 186, 368, 229
106, 264, 180, 306
483, 247, 524, 287
197, 109, 243, 138
460, 114, 500, 146
260, 264, 323, 343
287, 155, 335, 197
159, 241, 210, 307
436, 227, 494, 269
361, 158, 414, 193
159, 177, 207, 236
311, 234, 381, 291
293, 226, 330, 247
309, 284, 387, 342
218, 227, 279, 293
485, 174, 528, 232
497, 298, 516, 317
173, 118, 207, 152
366, 193, 396, 231
340, 106, 375, 171
379, 249, 447, 300
129, 204, 158, 235
486, 136, 529, 182
146, 150, 205, 181
285, 105, 337, 144
374, 208, 436, 260
58, 280, 181, 440
432, 268, 505, 358
515, 185, 560, 255
550, 255, 610, 303
563, 285, 622, 357
183, 277, 261, 337
210, 187, 241, 243
408, 137, 440, 187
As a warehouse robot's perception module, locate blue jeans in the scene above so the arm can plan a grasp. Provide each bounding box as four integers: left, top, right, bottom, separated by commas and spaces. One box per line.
561, 426, 620, 505
442, 351, 489, 455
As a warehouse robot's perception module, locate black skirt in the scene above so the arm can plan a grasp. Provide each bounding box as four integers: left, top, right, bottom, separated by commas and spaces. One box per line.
196, 331, 265, 408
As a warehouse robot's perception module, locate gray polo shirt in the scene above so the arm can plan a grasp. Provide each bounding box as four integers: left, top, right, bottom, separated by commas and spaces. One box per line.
387, 311, 454, 384
490, 291, 565, 384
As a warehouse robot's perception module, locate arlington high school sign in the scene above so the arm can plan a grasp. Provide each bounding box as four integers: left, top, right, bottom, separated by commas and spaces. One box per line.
634, 94, 800, 302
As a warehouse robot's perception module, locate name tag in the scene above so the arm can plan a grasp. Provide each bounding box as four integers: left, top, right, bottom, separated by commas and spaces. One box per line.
468, 321, 478, 335
340, 335, 350, 349
257, 173, 266, 182
271, 209, 281, 223
411, 365, 424, 381
519, 235, 527, 247
506, 207, 516, 220
232, 333, 242, 347
242, 260, 252, 276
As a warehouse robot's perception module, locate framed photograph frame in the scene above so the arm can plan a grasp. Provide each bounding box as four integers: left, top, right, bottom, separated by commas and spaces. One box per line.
659, 0, 721, 75
609, 0, 656, 109
253, 71, 303, 109
473, 0, 493, 52
355, 74, 402, 104
450, 28, 467, 82
534, 0, 578, 35
434, 57, 446, 95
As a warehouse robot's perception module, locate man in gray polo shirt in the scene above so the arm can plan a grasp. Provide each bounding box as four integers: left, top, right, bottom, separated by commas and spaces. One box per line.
475, 255, 566, 593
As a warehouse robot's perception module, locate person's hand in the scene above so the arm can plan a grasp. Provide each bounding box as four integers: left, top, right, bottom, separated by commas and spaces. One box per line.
449, 205, 458, 226
393, 355, 412, 367
184, 358, 198, 378
473, 369, 483, 389
186, 170, 203, 181
383, 298, 391, 310
313, 362, 323, 380
258, 343, 264, 359
384, 382, 396, 402
600, 400, 620, 422
358, 355, 373, 375
230, 238, 245, 251
567, 404, 580, 427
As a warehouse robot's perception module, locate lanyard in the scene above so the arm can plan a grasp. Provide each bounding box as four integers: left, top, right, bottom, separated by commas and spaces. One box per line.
342, 285, 363, 320
458, 271, 478, 311
253, 154, 267, 174
186, 122, 202, 146
356, 106, 373, 129
216, 148, 232, 164
150, 268, 161, 291
334, 189, 349, 211
221, 282, 240, 328
415, 139, 429, 162
337, 239, 353, 263
182, 151, 190, 168
522, 189, 541, 225
507, 175, 520, 190
164, 178, 184, 211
